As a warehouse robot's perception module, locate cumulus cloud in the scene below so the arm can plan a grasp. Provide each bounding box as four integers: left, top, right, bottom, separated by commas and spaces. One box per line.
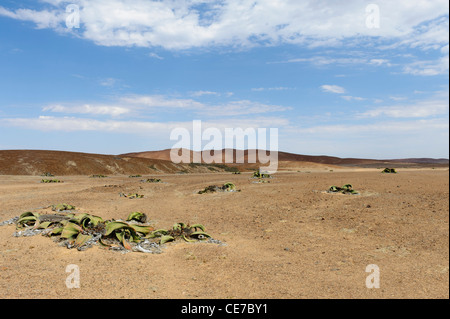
42, 104, 132, 117
251, 87, 292, 92
119, 94, 290, 116
341, 96, 366, 101
0, 0, 448, 51
320, 85, 346, 94
295, 119, 449, 135
403, 55, 449, 76
358, 91, 449, 118
0, 116, 289, 134
36, 94, 291, 120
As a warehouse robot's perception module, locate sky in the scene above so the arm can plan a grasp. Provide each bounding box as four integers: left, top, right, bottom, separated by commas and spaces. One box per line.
0, 0, 448, 159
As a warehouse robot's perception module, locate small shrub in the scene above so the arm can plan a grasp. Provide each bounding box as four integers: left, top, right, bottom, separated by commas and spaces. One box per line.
328, 184, 359, 195
198, 182, 238, 194
119, 193, 144, 199
142, 178, 162, 183
253, 170, 271, 178
381, 168, 397, 174
41, 179, 62, 183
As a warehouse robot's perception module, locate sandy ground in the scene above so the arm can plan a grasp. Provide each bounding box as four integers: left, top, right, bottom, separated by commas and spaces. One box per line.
0, 168, 448, 299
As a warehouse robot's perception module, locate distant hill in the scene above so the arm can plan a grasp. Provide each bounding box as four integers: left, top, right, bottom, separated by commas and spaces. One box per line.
0, 149, 447, 176
0, 150, 230, 176
388, 158, 450, 165
122, 148, 449, 168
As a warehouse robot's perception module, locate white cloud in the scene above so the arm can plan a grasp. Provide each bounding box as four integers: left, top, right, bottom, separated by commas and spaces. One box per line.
190, 90, 220, 97
251, 87, 292, 92
0, 0, 448, 51
403, 55, 449, 76
0, 116, 289, 134
369, 59, 392, 66
0, 116, 178, 133
341, 96, 366, 101
43, 104, 132, 117
0, 6, 64, 29
36, 94, 291, 120
99, 77, 119, 87
389, 96, 408, 101
391, 15, 449, 51
120, 95, 205, 110
358, 92, 449, 118
276, 56, 368, 66
148, 52, 164, 60
321, 85, 346, 94
290, 118, 449, 135
119, 94, 290, 116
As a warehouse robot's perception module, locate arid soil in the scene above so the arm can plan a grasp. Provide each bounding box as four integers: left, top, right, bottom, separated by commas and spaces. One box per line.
0, 168, 448, 299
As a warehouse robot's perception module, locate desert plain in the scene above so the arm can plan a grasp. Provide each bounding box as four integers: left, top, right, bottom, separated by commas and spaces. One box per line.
0, 166, 448, 299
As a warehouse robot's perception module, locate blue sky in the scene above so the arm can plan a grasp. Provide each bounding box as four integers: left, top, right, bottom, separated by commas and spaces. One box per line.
0, 0, 448, 159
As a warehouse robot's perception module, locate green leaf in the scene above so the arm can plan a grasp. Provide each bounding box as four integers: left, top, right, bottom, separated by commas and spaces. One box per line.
36, 221, 53, 229
74, 233, 92, 248
104, 221, 130, 236
173, 223, 186, 231
50, 227, 63, 236
160, 235, 174, 245
60, 222, 82, 239
17, 212, 39, 228
115, 230, 134, 250
129, 224, 153, 236
182, 235, 196, 242
147, 229, 168, 238
98, 238, 111, 247
126, 212, 147, 223
70, 213, 89, 224
80, 215, 104, 229
223, 182, 236, 191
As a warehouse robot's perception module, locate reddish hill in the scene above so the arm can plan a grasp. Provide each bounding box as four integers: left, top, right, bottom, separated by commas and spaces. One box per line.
1, 149, 446, 176
0, 150, 228, 176
122, 149, 449, 168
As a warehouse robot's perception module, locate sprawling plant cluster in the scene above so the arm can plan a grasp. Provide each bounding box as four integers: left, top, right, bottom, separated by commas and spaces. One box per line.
41, 179, 62, 183
141, 178, 162, 183
198, 182, 237, 194
90, 174, 108, 178
328, 184, 359, 195
9, 208, 212, 253
119, 193, 144, 199
252, 171, 271, 179
381, 168, 397, 174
